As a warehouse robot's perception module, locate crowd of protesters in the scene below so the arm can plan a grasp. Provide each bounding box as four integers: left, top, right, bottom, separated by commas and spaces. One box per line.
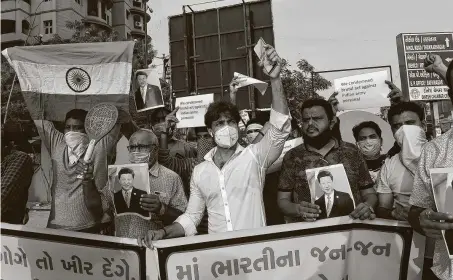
1, 44, 453, 280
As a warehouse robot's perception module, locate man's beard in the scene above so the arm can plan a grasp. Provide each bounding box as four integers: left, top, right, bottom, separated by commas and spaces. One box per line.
303, 128, 333, 150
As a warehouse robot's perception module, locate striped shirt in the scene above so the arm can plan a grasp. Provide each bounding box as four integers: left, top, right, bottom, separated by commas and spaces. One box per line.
1, 150, 33, 224
114, 163, 187, 239
35, 120, 119, 231
409, 129, 453, 280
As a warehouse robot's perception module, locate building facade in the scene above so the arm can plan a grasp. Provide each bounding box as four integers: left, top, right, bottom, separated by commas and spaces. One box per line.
1, 0, 150, 49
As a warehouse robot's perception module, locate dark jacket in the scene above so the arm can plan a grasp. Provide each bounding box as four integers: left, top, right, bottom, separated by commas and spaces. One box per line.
134, 84, 163, 110
114, 187, 149, 217
315, 190, 354, 219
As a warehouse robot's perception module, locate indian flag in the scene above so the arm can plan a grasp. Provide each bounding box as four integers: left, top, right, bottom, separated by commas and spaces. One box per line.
1, 41, 134, 121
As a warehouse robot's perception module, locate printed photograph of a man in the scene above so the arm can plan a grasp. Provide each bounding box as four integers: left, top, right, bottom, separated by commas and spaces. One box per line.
431, 170, 453, 257
108, 163, 151, 219
315, 170, 355, 219
134, 69, 164, 112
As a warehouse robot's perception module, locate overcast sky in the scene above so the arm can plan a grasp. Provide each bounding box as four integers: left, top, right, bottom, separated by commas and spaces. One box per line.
147, 0, 452, 97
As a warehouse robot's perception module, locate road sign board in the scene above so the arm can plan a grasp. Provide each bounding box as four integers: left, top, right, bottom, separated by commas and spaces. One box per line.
397, 32, 453, 101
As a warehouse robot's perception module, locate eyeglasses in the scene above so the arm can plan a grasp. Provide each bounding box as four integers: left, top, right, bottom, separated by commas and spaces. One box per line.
127, 144, 157, 152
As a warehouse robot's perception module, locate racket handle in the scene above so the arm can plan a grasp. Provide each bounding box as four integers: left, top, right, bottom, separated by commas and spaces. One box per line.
84, 139, 96, 162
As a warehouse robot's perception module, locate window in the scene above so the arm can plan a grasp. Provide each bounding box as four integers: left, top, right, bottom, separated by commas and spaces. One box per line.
133, 0, 141, 8
101, 2, 107, 20
44, 0, 51, 2
127, 33, 131, 40
43, 20, 52, 34
23, 0, 31, 4
75, 0, 81, 4
22, 20, 30, 34
1, 20, 15, 34
126, 10, 130, 20
87, 0, 98, 16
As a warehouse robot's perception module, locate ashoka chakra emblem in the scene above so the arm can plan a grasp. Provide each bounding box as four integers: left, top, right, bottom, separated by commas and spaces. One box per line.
66, 67, 91, 92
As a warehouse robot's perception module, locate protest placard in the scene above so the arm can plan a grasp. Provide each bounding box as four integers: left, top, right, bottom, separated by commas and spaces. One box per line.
1, 223, 146, 280
175, 94, 214, 128
334, 71, 390, 110
266, 137, 303, 174
154, 218, 423, 280
234, 72, 268, 95
254, 38, 277, 76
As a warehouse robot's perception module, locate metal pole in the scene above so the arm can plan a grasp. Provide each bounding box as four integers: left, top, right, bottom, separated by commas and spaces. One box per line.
3, 76, 17, 124
144, 1, 148, 69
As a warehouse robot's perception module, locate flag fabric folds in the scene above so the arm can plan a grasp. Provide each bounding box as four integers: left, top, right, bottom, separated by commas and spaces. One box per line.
2, 41, 134, 121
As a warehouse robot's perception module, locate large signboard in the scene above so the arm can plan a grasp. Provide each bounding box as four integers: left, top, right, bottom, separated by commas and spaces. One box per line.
397, 32, 453, 101
1, 224, 146, 280
153, 218, 424, 280
168, 0, 275, 110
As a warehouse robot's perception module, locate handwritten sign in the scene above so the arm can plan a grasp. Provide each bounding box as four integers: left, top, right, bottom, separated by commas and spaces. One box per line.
334, 71, 390, 110
163, 223, 410, 280
175, 94, 214, 128
266, 137, 303, 174
234, 72, 268, 95
1, 224, 144, 280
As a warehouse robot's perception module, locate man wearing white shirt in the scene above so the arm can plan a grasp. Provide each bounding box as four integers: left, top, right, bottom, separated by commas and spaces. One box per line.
140, 44, 290, 245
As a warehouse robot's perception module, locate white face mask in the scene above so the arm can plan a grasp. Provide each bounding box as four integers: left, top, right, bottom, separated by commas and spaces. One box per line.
394, 125, 427, 175
357, 139, 382, 159
128, 152, 150, 164
246, 123, 263, 144
213, 125, 239, 149
64, 131, 89, 164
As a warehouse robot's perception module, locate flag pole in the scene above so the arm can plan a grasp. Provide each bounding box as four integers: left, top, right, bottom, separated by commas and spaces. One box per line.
3, 75, 17, 124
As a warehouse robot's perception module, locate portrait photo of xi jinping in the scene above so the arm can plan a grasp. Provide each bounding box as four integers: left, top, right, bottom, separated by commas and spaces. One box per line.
108, 163, 151, 219
430, 169, 453, 257
307, 164, 356, 220
134, 69, 164, 112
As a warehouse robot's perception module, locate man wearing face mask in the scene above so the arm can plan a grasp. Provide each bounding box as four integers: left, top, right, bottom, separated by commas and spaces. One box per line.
109, 129, 187, 239
150, 108, 197, 159
408, 55, 453, 280
33, 109, 138, 233
278, 98, 377, 223
140, 44, 290, 245
245, 119, 266, 144
352, 121, 386, 183
376, 102, 427, 221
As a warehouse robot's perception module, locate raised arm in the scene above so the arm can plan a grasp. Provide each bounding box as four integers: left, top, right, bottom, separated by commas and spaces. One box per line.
33, 120, 64, 153
250, 44, 291, 168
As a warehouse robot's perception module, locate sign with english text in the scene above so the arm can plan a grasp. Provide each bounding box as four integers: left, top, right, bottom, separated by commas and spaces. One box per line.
153, 218, 424, 280
175, 94, 214, 128
397, 32, 453, 101
334, 71, 390, 110
1, 224, 146, 280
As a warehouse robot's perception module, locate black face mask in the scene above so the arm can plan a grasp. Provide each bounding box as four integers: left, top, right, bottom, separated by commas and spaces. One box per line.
303, 128, 333, 150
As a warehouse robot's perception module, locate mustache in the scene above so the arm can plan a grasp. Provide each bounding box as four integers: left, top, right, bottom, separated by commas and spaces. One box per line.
307, 126, 318, 131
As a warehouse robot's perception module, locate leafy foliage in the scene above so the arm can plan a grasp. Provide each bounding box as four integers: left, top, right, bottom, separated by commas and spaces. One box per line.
281, 59, 332, 121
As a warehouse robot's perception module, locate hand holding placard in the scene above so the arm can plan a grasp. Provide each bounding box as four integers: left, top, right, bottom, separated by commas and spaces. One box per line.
254, 38, 282, 78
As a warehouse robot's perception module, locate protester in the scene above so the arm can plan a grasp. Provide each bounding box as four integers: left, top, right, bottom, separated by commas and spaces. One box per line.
408, 55, 453, 280
1, 125, 34, 224
95, 129, 188, 239
278, 98, 377, 222
352, 121, 387, 182
34, 109, 137, 233
139, 43, 290, 245
245, 118, 266, 144
150, 107, 197, 159
376, 102, 427, 221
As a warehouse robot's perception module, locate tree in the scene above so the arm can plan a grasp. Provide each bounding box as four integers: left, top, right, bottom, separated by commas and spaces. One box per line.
281, 59, 332, 121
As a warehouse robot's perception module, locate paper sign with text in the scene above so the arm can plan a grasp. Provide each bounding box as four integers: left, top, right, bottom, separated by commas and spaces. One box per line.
0, 234, 142, 280
334, 71, 390, 110
234, 72, 268, 95
254, 38, 277, 76
175, 94, 214, 128
266, 137, 303, 174
165, 229, 405, 280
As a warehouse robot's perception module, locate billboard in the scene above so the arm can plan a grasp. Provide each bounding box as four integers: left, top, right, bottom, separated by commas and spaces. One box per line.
168, 0, 275, 110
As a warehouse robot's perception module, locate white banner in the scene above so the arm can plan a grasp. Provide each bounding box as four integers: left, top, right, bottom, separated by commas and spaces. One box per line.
334, 71, 390, 110
1, 224, 145, 280
175, 94, 214, 128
